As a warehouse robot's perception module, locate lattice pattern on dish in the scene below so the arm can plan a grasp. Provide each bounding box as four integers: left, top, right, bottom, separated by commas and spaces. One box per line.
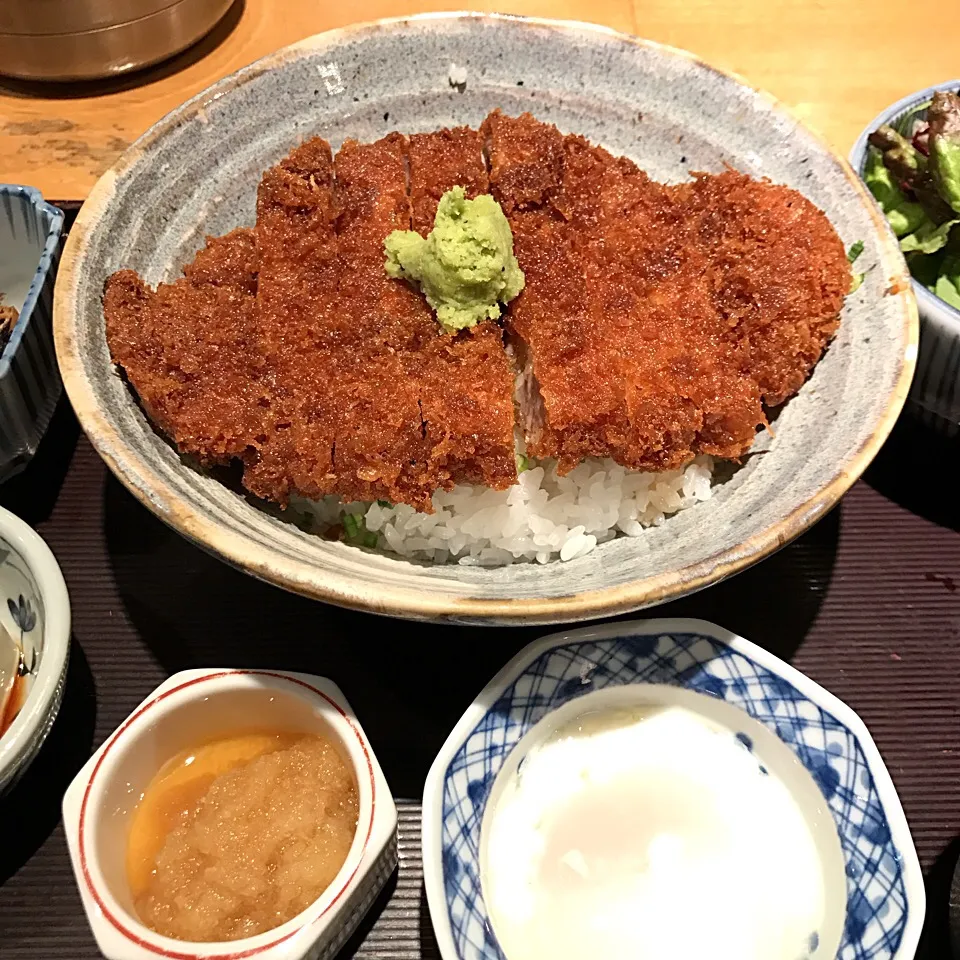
440, 632, 907, 960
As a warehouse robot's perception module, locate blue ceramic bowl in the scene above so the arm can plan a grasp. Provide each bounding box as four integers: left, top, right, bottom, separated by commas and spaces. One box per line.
0, 185, 64, 478
850, 80, 960, 435
423, 619, 925, 960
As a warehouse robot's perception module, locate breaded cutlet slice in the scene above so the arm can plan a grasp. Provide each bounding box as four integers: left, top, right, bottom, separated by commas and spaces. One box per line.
487, 111, 836, 471
678, 171, 851, 406
483, 110, 565, 213
564, 140, 765, 465
253, 132, 513, 511
246, 135, 435, 509
552, 135, 710, 471
103, 228, 268, 465
485, 112, 714, 472
335, 133, 437, 356
330, 134, 444, 509
405, 126, 516, 491
242, 136, 343, 504
407, 126, 489, 232
483, 111, 635, 470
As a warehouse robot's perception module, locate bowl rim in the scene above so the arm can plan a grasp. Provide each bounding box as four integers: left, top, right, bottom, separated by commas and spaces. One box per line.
848, 78, 960, 330
0, 502, 70, 779
62, 668, 393, 960
53, 12, 918, 625
421, 616, 927, 960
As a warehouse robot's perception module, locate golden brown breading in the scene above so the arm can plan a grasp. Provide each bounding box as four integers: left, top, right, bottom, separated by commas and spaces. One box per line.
408, 127, 489, 233
242, 136, 341, 504
483, 109, 565, 212
415, 322, 517, 490
485, 113, 786, 472
678, 171, 850, 406
103, 229, 267, 465
104, 115, 849, 516
247, 133, 517, 510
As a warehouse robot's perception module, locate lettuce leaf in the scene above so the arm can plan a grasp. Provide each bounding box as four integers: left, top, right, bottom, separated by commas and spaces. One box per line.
864, 147, 927, 236
934, 272, 960, 309
907, 250, 944, 287
900, 218, 959, 254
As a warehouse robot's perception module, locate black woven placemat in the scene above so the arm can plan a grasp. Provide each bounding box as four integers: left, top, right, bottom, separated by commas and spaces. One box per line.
0, 407, 956, 958
0, 210, 957, 955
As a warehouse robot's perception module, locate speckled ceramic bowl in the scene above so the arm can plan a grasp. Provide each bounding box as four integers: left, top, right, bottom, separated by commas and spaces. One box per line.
54, 14, 916, 626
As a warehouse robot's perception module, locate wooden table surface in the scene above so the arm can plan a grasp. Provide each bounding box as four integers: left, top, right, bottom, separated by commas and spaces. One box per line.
0, 0, 956, 200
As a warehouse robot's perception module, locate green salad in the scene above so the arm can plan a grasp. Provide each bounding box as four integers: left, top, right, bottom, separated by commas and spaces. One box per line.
865, 89, 960, 310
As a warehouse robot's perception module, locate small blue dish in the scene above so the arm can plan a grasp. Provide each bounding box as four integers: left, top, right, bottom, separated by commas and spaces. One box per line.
423, 618, 925, 960
0, 185, 64, 479
850, 80, 960, 435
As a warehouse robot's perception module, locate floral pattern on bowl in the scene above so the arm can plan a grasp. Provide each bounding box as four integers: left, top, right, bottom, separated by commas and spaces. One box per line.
0, 505, 70, 794
423, 619, 925, 960
0, 543, 44, 730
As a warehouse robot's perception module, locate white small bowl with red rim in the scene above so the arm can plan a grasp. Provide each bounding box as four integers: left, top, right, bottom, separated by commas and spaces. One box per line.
61, 669, 398, 960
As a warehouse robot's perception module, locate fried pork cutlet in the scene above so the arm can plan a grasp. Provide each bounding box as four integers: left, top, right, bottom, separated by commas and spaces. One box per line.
484, 111, 767, 472
329, 134, 442, 509
104, 229, 267, 465
484, 110, 847, 472
406, 127, 516, 490
242, 136, 344, 504
678, 170, 850, 406
247, 132, 516, 510
482, 113, 630, 469
104, 113, 849, 517
408, 126, 489, 232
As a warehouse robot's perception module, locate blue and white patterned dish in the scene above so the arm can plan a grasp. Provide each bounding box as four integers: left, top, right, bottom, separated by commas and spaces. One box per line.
423, 619, 925, 960
0, 503, 70, 794
850, 81, 960, 436
0, 185, 64, 479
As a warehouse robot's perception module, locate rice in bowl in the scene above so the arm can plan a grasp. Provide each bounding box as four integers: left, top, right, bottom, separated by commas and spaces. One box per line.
293, 456, 714, 566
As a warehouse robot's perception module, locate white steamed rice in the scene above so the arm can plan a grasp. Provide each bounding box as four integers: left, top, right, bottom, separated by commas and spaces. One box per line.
292, 455, 714, 566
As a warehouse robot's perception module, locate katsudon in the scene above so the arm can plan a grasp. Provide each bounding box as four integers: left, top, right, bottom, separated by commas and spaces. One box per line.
104, 111, 852, 565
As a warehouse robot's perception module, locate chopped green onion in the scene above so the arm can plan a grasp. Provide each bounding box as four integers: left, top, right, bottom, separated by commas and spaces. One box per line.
341, 512, 379, 548
849, 272, 865, 293
377, 499, 392, 508
342, 513, 361, 539
516, 452, 532, 472
847, 240, 864, 263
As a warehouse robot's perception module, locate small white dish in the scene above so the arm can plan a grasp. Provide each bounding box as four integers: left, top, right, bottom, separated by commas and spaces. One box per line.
62, 669, 398, 960
0, 502, 70, 795
423, 618, 925, 960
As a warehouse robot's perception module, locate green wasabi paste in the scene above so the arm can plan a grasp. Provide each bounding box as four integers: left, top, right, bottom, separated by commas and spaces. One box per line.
384, 186, 525, 333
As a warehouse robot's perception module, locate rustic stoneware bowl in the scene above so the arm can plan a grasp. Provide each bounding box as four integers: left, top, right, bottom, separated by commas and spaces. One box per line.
54, 14, 917, 626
